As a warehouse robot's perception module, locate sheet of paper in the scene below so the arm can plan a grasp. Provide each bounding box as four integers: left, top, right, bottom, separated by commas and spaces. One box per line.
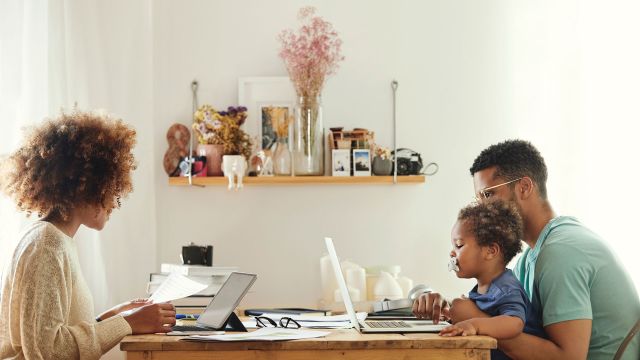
184, 327, 330, 341
149, 273, 208, 303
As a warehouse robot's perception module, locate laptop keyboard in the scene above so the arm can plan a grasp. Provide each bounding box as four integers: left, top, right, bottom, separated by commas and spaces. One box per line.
365, 321, 410, 328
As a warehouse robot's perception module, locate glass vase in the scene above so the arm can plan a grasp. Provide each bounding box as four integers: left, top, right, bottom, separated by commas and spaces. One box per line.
292, 95, 324, 175
273, 136, 291, 176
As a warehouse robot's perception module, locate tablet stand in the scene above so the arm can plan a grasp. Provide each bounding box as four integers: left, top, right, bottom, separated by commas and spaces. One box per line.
220, 312, 247, 332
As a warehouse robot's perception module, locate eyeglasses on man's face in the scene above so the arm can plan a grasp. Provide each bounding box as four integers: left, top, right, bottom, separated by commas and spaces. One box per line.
474, 177, 522, 202
255, 316, 301, 329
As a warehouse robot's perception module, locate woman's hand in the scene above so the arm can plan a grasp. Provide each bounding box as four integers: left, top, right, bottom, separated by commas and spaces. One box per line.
97, 298, 150, 321
123, 303, 176, 334
439, 319, 478, 337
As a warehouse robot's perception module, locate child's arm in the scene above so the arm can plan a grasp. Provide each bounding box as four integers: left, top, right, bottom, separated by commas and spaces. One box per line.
440, 315, 524, 339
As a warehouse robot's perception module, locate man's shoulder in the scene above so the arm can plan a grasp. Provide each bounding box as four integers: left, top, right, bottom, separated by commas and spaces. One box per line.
540, 217, 609, 260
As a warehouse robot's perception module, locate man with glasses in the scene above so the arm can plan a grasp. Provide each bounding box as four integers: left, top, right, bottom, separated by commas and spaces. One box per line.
413, 140, 639, 360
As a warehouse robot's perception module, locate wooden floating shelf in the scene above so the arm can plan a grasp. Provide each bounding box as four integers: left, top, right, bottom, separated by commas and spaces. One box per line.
168, 175, 425, 186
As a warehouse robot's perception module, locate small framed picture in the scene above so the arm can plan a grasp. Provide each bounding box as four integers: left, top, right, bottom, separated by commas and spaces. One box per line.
353, 149, 371, 176
259, 105, 291, 150
332, 149, 351, 176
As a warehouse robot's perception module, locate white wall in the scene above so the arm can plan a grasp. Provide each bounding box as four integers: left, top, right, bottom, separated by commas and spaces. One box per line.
152, 0, 640, 310
152, 0, 524, 308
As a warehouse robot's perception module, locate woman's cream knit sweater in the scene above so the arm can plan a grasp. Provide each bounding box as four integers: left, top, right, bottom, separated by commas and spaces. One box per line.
0, 221, 131, 359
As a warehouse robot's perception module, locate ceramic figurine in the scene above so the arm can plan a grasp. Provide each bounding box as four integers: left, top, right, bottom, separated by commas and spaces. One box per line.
221, 155, 247, 191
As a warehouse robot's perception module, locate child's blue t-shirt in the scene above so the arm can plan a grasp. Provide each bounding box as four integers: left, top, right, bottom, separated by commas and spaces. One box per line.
468, 269, 546, 360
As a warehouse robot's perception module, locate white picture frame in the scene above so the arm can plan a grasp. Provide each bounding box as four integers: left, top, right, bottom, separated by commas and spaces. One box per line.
238, 77, 296, 151
332, 149, 351, 176
353, 149, 371, 176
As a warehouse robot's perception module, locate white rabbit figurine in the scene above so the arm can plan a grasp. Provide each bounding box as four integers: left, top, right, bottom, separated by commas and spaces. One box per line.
221, 155, 247, 191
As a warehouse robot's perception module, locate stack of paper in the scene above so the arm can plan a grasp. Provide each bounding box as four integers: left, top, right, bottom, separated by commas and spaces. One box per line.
185, 328, 330, 342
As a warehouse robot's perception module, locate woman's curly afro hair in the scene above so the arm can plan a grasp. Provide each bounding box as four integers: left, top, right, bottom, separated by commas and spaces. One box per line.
1, 111, 137, 219
458, 200, 523, 264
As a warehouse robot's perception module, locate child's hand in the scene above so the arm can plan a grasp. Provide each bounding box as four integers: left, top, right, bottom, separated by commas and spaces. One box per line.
439, 319, 478, 337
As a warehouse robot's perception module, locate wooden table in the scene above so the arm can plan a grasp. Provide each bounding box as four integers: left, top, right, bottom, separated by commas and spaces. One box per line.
120, 329, 496, 360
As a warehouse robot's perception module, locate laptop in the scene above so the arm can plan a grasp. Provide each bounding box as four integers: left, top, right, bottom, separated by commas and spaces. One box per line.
324, 237, 449, 333
168, 272, 257, 335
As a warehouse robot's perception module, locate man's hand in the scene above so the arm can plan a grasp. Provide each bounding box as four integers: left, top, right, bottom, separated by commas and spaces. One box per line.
412, 292, 450, 323
439, 319, 478, 337
98, 298, 150, 321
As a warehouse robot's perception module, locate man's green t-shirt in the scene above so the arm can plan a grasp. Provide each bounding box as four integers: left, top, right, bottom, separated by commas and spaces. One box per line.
514, 216, 640, 360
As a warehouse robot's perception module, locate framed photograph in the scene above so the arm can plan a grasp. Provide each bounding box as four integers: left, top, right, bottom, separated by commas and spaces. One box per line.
238, 77, 296, 150
353, 149, 371, 176
332, 149, 351, 176
259, 105, 291, 150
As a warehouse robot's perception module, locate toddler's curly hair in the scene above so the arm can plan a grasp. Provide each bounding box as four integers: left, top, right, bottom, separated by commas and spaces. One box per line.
458, 200, 523, 264
0, 111, 137, 220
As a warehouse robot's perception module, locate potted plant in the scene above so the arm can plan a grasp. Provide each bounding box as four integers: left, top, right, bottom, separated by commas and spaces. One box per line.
192, 105, 252, 176
372, 145, 393, 176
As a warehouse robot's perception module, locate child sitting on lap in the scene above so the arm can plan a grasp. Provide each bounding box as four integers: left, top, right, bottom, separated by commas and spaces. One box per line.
440, 200, 546, 360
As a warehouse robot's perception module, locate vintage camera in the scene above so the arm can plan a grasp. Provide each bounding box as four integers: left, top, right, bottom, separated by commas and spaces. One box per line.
392, 148, 424, 175
181, 242, 213, 266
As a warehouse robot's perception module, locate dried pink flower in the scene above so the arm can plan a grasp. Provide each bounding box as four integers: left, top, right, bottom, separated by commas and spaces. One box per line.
278, 6, 344, 98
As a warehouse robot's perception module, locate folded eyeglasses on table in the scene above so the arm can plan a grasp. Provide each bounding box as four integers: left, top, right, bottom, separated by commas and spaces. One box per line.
254, 316, 301, 329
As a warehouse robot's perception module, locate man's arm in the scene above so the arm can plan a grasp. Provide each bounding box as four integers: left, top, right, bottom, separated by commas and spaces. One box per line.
499, 319, 591, 360
446, 298, 592, 359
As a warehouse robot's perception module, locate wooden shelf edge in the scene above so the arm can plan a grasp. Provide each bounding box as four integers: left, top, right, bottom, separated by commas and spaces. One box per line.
168, 175, 425, 186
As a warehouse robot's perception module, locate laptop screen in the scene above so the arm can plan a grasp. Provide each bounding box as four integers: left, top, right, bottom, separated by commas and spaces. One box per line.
324, 237, 361, 330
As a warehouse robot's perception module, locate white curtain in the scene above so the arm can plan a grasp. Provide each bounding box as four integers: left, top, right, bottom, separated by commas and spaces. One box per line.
0, 0, 51, 272
1, 4, 156, 360
506, 0, 640, 290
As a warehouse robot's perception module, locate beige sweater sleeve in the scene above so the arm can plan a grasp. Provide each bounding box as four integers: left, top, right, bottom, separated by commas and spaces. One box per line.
14, 241, 131, 359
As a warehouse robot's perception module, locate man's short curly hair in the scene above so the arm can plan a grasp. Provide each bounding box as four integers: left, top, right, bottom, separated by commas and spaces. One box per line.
469, 139, 548, 199
0, 111, 137, 219
458, 200, 523, 264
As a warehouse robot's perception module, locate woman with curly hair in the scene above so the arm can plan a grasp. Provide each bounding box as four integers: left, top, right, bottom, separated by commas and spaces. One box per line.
434, 200, 546, 360
0, 111, 176, 359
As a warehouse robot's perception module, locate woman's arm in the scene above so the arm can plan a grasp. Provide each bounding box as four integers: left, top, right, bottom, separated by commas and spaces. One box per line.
16, 245, 130, 359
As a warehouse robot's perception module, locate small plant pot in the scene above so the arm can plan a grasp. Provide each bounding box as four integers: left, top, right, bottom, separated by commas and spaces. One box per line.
372, 156, 393, 176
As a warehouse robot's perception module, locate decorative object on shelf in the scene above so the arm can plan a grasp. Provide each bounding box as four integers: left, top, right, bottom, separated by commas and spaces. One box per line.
197, 144, 223, 176
331, 149, 350, 177
292, 95, 324, 175
222, 154, 248, 191
163, 123, 191, 177
279, 6, 344, 175
192, 105, 252, 176
178, 155, 207, 177
353, 149, 371, 177
328, 129, 375, 151
238, 77, 296, 151
372, 145, 393, 176
391, 148, 424, 176
264, 107, 292, 176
